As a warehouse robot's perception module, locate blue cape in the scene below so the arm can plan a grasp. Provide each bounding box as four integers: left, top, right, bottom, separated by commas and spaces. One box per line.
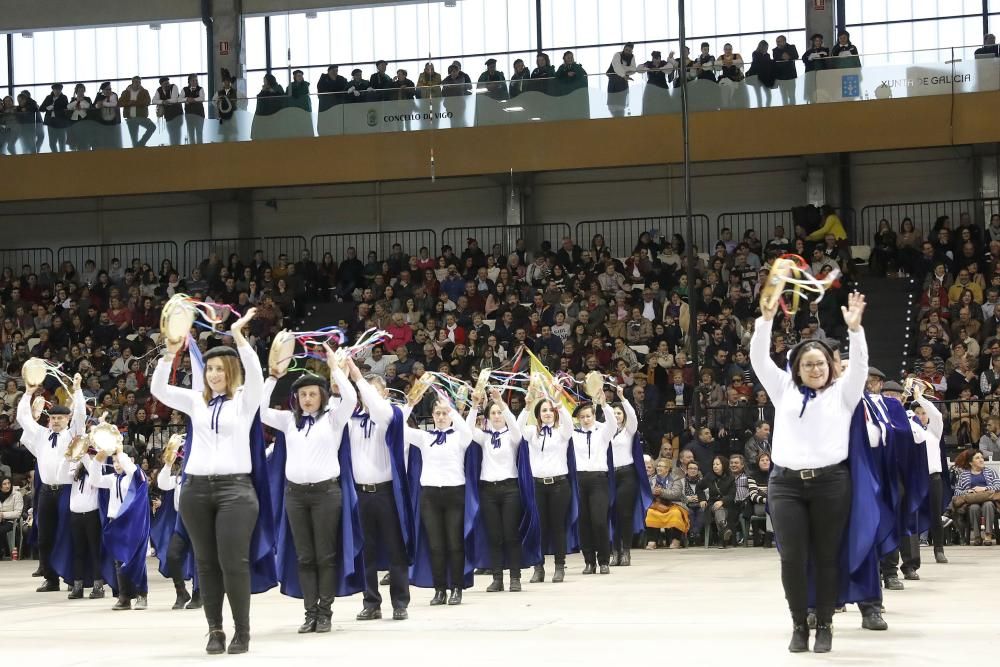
99, 468, 151, 595
607, 434, 655, 541
149, 486, 197, 586
407, 439, 480, 589
883, 398, 930, 537
469, 439, 542, 569
268, 427, 365, 598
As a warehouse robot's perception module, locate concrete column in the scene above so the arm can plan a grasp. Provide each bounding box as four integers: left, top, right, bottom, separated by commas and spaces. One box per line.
805, 164, 826, 207
210, 0, 247, 100
805, 0, 836, 45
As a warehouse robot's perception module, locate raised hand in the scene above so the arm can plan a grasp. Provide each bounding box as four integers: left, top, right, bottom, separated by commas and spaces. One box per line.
72, 373, 82, 392
841, 291, 866, 332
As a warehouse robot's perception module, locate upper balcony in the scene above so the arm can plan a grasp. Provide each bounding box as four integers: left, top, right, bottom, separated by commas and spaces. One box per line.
3, 48, 1000, 202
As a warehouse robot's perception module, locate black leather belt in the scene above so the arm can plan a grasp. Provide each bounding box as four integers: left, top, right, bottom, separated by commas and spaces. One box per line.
614, 464, 633, 472
355, 481, 393, 493
43, 484, 62, 492
578, 470, 608, 477
534, 475, 568, 485
772, 463, 845, 481
186, 473, 252, 482
480, 478, 518, 487
288, 478, 339, 489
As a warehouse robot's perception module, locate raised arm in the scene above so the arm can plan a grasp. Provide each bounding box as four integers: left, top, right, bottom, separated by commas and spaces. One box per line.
83, 455, 115, 489
618, 389, 638, 437
404, 425, 431, 451
69, 377, 86, 438
556, 404, 574, 440
465, 406, 488, 446
517, 407, 537, 442
599, 403, 618, 444
232, 310, 264, 415
839, 293, 869, 408
259, 377, 293, 432
501, 405, 521, 442
151, 355, 197, 413
449, 406, 472, 446
749, 316, 788, 401
15, 392, 43, 448
156, 465, 177, 492
115, 449, 137, 476
328, 367, 358, 430
915, 394, 944, 440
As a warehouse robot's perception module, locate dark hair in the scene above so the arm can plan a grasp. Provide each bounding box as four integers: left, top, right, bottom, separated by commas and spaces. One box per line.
573, 402, 595, 418
711, 455, 730, 475
533, 398, 560, 425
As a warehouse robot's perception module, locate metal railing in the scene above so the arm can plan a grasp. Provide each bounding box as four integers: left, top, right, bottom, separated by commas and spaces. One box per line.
575, 215, 712, 258
858, 198, 1000, 247
182, 236, 308, 276
717, 207, 857, 249
441, 223, 571, 259
56, 242, 178, 277
309, 229, 437, 267
0, 247, 55, 273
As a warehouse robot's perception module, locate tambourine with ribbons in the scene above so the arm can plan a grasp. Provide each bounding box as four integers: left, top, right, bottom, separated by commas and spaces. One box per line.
760, 254, 839, 316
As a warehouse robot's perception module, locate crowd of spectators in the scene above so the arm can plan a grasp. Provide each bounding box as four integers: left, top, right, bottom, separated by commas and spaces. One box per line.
2, 203, 999, 557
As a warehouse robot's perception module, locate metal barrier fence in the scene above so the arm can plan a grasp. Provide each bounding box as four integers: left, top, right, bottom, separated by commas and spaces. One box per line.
310, 229, 437, 265
182, 236, 308, 275
575, 215, 712, 258
0, 247, 55, 274
858, 198, 1000, 247
441, 223, 572, 258
717, 207, 858, 249
57, 242, 178, 278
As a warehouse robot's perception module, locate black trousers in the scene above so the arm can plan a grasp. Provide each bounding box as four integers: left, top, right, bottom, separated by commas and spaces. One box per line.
577, 471, 611, 565
37, 485, 62, 583
115, 561, 136, 599
479, 479, 522, 574
420, 485, 466, 590
928, 472, 945, 550
70, 510, 103, 582
285, 479, 342, 619
357, 485, 410, 611
534, 477, 571, 566
179, 474, 259, 632
166, 531, 192, 589
613, 467, 637, 552
769, 465, 852, 625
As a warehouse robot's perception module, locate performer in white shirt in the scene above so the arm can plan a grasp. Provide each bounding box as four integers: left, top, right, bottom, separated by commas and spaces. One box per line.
404, 399, 473, 606
750, 291, 867, 654
518, 388, 574, 584
467, 387, 524, 592
570, 397, 615, 574
55, 448, 104, 600
16, 372, 84, 592
345, 358, 412, 621
155, 451, 202, 610
609, 387, 647, 566
262, 346, 356, 634
911, 384, 949, 565
151, 308, 261, 655
152, 76, 183, 146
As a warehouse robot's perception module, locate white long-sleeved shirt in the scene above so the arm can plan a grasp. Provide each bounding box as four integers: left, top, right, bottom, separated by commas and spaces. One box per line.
749, 317, 867, 469
404, 409, 472, 487
518, 404, 574, 478
152, 84, 180, 106
56, 458, 100, 513
914, 395, 944, 475
467, 405, 521, 482
349, 378, 411, 485
572, 404, 615, 472
260, 371, 356, 484
157, 466, 181, 512
86, 452, 136, 519
610, 399, 638, 467
151, 345, 264, 476
16, 389, 86, 485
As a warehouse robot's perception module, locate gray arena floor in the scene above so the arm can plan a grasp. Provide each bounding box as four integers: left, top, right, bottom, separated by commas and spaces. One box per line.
2, 545, 993, 665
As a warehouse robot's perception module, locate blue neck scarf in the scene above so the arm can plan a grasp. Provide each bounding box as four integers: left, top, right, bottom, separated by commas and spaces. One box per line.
430, 428, 453, 446
297, 414, 316, 435
208, 395, 228, 433
49, 432, 59, 448
540, 425, 553, 451
352, 407, 374, 438
574, 427, 593, 458
488, 428, 507, 449
798, 386, 816, 417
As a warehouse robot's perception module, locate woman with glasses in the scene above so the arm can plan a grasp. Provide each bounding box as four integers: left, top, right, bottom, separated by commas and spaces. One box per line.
750, 291, 868, 654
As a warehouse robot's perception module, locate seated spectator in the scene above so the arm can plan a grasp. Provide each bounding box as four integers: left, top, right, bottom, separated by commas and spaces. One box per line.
644, 458, 690, 549
728, 453, 751, 540
696, 455, 736, 548
744, 420, 771, 466
950, 384, 982, 444
747, 453, 773, 546
0, 475, 23, 559
953, 450, 1000, 546
681, 459, 704, 542
978, 417, 1000, 459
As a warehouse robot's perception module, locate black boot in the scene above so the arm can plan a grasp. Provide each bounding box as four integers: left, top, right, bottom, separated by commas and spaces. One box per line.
610, 550, 622, 566
934, 548, 948, 564
486, 573, 504, 592
112, 595, 131, 611
68, 580, 84, 599
581, 562, 596, 575
173, 586, 191, 610
205, 629, 226, 655
89, 580, 105, 599
598, 563, 610, 574
861, 608, 888, 631
228, 629, 250, 654
620, 548, 631, 566
315, 616, 332, 633
31, 565, 43, 577
788, 624, 810, 653
430, 589, 447, 606
298, 615, 317, 634
187, 589, 203, 609
509, 572, 522, 592
529, 565, 545, 583
134, 594, 147, 610
447, 588, 463, 605
36, 579, 59, 592
552, 565, 565, 583
813, 624, 833, 653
